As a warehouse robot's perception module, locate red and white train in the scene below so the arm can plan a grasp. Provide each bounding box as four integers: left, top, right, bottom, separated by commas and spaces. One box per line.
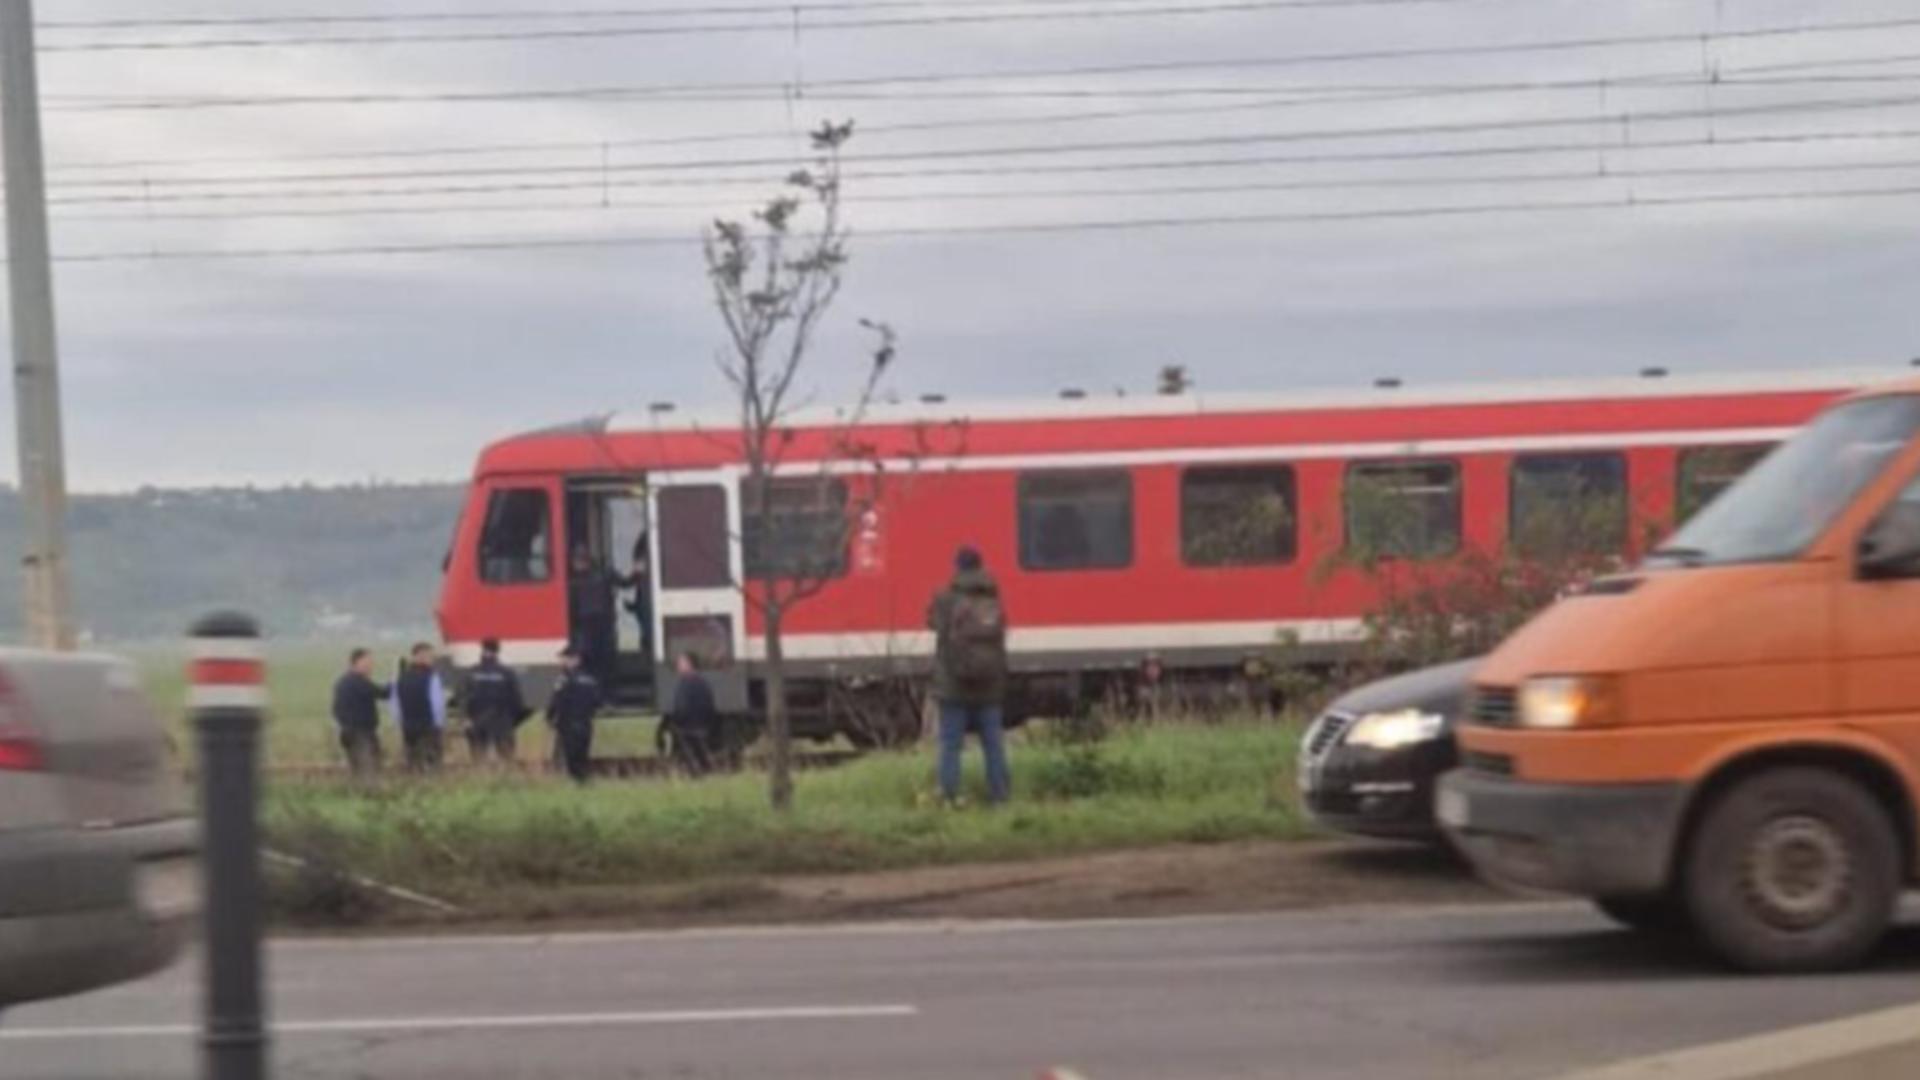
435, 367, 1889, 743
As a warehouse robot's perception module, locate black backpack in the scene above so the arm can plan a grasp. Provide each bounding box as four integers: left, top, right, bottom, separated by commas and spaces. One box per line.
945, 590, 1007, 692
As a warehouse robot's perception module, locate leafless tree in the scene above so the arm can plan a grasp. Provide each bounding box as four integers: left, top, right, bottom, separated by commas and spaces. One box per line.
703, 119, 895, 811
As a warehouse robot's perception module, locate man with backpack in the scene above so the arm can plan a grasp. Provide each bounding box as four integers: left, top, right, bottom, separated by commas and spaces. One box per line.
927, 546, 1012, 805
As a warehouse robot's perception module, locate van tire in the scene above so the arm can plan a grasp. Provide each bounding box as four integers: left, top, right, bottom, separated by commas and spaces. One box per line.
1593, 894, 1690, 935
1682, 767, 1900, 973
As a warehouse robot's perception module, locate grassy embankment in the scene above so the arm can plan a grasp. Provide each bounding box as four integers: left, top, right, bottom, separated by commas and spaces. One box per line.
137, 646, 1310, 923
268, 720, 1307, 922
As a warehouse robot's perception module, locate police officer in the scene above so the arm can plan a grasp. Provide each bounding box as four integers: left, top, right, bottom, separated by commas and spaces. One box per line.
546, 644, 604, 783
462, 638, 529, 764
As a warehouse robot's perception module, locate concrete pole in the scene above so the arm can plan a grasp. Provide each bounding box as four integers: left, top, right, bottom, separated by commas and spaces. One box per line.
0, 0, 75, 650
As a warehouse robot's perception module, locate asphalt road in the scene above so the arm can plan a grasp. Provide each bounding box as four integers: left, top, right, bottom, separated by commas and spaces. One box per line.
5, 902, 1920, 1080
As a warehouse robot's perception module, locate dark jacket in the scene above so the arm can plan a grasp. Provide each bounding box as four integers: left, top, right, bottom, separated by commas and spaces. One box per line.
927, 567, 1008, 707
463, 657, 529, 731
669, 671, 718, 732
331, 671, 387, 734
395, 664, 443, 737
547, 668, 604, 731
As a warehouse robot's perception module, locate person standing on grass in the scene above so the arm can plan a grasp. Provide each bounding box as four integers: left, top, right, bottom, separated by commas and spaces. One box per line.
392, 642, 449, 773
330, 647, 390, 777
547, 643, 604, 783
666, 651, 718, 777
462, 638, 530, 765
927, 545, 1012, 805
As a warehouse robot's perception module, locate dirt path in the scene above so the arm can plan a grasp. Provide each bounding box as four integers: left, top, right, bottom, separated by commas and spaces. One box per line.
321, 839, 1513, 934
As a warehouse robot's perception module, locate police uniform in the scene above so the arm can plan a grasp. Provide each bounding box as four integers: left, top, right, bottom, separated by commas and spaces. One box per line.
463, 656, 528, 762
546, 666, 604, 782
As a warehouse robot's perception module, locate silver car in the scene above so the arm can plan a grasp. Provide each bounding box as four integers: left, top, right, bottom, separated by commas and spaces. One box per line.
0, 649, 198, 1008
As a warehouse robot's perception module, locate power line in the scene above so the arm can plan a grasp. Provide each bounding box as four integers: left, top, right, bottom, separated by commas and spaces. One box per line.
46, 182, 1920, 263
37, 0, 1476, 52
36, 0, 1447, 31
52, 154, 1920, 224
45, 14, 1920, 110
52, 124, 1920, 208
42, 46, 1920, 176
48, 89, 1920, 194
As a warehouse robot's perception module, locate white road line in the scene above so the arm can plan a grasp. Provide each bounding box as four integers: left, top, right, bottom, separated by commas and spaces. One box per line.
0, 1004, 919, 1042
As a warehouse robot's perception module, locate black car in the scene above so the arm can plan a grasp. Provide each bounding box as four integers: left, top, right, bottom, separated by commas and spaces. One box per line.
1298, 658, 1479, 841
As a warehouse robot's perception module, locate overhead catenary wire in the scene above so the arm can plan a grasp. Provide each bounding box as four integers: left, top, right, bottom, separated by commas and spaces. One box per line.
42, 44, 1920, 176
36, 0, 1488, 52
44, 14, 1920, 110
52, 153, 1920, 223
46, 89, 1920, 194
44, 182, 1920, 263
47, 121, 1920, 207
37, 0, 1468, 32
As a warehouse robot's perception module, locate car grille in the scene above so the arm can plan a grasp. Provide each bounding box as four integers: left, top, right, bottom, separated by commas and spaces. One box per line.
1304, 711, 1356, 756
1471, 686, 1518, 728
1463, 750, 1514, 776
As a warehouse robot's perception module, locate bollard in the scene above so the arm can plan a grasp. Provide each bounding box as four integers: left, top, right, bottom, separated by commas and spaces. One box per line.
190, 611, 270, 1080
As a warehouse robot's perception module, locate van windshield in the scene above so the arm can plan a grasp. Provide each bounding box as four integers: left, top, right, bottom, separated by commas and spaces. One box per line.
1652, 395, 1920, 567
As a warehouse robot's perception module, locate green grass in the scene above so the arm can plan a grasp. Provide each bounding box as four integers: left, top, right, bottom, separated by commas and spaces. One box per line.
137, 644, 662, 766
264, 720, 1308, 909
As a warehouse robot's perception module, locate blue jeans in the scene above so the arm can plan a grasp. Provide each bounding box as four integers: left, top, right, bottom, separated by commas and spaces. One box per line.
939, 703, 1010, 804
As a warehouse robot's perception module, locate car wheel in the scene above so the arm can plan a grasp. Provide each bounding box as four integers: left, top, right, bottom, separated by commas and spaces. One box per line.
1683, 767, 1900, 973
1593, 894, 1690, 935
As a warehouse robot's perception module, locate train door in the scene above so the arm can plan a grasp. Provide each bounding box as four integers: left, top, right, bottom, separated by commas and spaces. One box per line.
649, 472, 749, 713
563, 475, 655, 710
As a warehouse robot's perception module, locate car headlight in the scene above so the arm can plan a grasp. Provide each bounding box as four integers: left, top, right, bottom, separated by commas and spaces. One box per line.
1344, 708, 1447, 750
1518, 675, 1619, 730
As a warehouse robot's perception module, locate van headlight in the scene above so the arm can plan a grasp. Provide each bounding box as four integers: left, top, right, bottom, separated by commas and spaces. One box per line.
1344, 709, 1447, 750
1519, 675, 1619, 730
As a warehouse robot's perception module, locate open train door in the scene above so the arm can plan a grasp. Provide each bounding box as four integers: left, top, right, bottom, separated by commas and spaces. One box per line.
649, 471, 750, 716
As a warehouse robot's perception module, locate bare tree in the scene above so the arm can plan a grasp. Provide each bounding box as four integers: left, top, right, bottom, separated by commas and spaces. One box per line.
703, 119, 894, 812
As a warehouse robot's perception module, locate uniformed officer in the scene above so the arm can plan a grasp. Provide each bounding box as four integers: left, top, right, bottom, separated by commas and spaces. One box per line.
462, 638, 529, 764
546, 644, 604, 782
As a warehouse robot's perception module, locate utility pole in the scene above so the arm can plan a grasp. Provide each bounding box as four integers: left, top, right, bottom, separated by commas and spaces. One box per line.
1, 0, 75, 650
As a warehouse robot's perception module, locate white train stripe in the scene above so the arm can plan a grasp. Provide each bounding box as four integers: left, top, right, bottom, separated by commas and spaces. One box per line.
188, 685, 269, 709
445, 620, 1365, 669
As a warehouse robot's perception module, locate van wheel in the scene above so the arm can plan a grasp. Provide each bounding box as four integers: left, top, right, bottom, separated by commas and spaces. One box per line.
1593, 894, 1690, 935
1683, 767, 1900, 973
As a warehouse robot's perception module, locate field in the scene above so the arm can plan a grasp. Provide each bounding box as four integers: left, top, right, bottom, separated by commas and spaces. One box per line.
140, 644, 663, 766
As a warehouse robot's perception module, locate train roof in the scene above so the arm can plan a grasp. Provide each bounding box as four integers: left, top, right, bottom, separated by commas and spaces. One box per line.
589, 366, 1905, 436
475, 364, 1913, 476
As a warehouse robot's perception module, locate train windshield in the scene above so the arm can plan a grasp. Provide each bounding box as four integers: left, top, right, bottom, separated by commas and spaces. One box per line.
1651, 395, 1920, 568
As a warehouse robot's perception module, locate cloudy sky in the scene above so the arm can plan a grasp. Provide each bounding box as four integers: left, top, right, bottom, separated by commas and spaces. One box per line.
6, 0, 1920, 490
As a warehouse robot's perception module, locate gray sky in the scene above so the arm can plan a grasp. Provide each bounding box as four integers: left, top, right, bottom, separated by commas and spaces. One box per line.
6, 0, 1920, 490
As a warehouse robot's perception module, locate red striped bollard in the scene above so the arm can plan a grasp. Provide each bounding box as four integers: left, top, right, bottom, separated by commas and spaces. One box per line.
189, 612, 270, 1080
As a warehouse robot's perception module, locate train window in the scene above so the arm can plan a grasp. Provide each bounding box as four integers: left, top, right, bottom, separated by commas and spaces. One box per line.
478, 487, 553, 584
1018, 471, 1134, 571
1345, 460, 1461, 559
1181, 466, 1298, 567
1677, 444, 1774, 524
1510, 453, 1629, 558
741, 477, 849, 580
658, 485, 730, 589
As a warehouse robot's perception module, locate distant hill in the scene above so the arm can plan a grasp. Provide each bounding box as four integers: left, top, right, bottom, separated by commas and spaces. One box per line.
0, 483, 466, 643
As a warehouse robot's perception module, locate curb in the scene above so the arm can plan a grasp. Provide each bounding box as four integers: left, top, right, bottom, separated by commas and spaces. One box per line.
1557, 1000, 1920, 1080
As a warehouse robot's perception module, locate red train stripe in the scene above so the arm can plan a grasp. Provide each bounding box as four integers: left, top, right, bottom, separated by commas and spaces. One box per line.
189, 659, 266, 686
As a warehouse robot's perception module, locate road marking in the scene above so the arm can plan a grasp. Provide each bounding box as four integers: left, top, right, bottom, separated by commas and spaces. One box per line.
0, 1004, 918, 1041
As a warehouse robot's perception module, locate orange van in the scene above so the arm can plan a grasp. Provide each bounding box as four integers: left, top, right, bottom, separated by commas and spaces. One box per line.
1440, 381, 1920, 972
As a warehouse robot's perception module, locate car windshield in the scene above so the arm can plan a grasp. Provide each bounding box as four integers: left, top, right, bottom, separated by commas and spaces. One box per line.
1652, 395, 1920, 567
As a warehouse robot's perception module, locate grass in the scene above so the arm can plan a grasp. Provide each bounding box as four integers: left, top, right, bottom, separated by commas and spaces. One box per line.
263, 719, 1309, 917
137, 643, 663, 766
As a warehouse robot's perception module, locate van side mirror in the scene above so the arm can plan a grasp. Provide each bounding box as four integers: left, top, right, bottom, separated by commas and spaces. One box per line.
1858, 506, 1920, 578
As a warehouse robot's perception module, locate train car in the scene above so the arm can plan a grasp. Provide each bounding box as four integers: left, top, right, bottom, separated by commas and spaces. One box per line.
435, 367, 1891, 745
